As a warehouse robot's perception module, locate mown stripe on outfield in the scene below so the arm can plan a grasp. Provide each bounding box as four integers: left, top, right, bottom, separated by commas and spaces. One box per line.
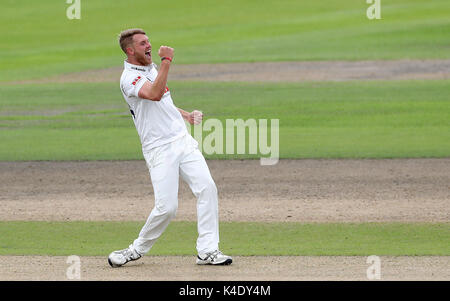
1, 0, 449, 81
0, 221, 448, 256
1, 81, 450, 160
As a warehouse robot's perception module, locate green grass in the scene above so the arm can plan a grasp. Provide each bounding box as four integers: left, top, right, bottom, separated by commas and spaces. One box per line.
0, 221, 448, 256
0, 80, 449, 160
0, 0, 449, 81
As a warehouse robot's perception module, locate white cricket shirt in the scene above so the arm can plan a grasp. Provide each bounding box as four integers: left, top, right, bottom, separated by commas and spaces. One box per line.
120, 60, 187, 152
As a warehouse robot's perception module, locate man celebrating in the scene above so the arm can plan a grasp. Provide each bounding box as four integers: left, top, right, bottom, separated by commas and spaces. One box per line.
108, 28, 232, 267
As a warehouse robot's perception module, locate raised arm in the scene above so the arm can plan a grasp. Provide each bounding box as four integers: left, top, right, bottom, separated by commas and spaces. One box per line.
138, 46, 174, 101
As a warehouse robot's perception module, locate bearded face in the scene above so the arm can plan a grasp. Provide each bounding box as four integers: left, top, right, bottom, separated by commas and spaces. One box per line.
129, 34, 152, 65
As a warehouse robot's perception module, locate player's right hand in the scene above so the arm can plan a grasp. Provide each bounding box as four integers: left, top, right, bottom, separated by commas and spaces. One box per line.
158, 46, 174, 59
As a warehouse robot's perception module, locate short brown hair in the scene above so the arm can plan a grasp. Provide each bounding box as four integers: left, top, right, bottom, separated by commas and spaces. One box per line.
118, 28, 146, 54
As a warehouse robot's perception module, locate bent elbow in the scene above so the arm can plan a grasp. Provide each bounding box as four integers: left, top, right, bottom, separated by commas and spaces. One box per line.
144, 92, 162, 101
150, 94, 162, 101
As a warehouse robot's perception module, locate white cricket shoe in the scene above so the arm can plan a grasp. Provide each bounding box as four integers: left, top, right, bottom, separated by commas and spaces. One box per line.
108, 244, 142, 267
196, 250, 232, 265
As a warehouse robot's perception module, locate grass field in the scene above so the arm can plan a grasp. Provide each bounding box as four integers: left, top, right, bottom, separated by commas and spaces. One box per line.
0, 0, 449, 280
1, 80, 449, 160
0, 0, 449, 81
0, 221, 448, 256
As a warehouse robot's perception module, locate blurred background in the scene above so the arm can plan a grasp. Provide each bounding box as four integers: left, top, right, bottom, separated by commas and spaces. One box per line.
0, 0, 449, 160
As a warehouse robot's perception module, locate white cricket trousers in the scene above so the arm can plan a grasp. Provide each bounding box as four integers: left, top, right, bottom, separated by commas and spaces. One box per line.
132, 134, 219, 255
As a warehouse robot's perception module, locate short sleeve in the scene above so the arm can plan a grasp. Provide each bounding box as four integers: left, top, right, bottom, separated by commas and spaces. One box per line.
121, 73, 148, 98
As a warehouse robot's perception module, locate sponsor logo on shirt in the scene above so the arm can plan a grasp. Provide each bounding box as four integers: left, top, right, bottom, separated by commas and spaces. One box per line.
131, 66, 146, 72
132, 76, 142, 86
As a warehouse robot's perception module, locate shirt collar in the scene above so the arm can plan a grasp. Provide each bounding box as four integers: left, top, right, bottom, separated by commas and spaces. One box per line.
124, 60, 154, 72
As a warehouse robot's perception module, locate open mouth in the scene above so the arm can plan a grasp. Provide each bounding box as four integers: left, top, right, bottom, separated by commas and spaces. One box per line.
145, 50, 151, 58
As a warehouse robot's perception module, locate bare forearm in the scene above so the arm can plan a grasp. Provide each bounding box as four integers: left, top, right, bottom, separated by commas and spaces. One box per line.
137, 46, 174, 101
177, 107, 190, 120
151, 60, 171, 99
178, 109, 203, 125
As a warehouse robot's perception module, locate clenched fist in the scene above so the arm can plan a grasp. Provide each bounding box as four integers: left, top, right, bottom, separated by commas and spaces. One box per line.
188, 110, 203, 125
158, 46, 174, 60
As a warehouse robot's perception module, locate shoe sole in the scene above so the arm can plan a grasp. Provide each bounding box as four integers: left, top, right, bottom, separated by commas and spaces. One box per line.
196, 258, 233, 265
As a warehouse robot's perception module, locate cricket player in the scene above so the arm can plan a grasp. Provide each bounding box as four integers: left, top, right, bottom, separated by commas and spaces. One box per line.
108, 28, 232, 267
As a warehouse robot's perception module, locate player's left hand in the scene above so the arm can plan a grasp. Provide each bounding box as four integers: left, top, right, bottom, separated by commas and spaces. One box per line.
188, 110, 203, 125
